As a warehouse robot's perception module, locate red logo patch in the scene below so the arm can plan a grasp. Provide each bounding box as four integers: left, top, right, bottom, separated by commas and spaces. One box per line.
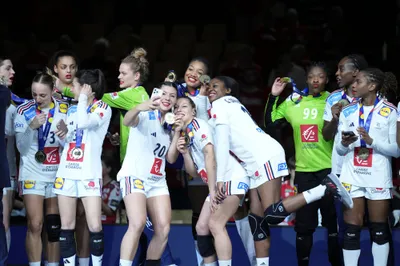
43, 147, 60, 165
300, 125, 318, 142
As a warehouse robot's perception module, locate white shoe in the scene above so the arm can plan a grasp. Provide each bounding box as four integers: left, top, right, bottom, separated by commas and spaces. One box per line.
325, 173, 353, 209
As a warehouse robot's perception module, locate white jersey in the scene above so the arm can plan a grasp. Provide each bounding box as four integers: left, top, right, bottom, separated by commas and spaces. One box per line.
336, 99, 400, 188
14, 99, 68, 182
179, 83, 210, 121
57, 95, 111, 180
6, 104, 17, 177
117, 110, 171, 182
209, 96, 284, 176
323, 89, 355, 175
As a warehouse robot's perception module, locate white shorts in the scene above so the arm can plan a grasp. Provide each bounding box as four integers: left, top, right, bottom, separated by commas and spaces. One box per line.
3, 176, 17, 195
120, 176, 169, 199
342, 182, 392, 200
19, 180, 56, 199
53, 177, 102, 198
223, 176, 250, 195
249, 153, 289, 189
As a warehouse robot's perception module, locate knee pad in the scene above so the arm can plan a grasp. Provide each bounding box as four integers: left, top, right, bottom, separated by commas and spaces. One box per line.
89, 231, 104, 256
59, 229, 76, 258
343, 224, 361, 250
45, 214, 61, 242
264, 200, 290, 225
248, 212, 269, 241
197, 235, 215, 257
192, 213, 200, 240
369, 222, 390, 245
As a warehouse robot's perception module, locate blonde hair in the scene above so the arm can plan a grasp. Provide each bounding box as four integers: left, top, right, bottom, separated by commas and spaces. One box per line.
122, 47, 149, 83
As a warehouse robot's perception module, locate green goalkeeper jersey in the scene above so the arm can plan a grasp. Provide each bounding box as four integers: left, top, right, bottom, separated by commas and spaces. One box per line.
102, 87, 149, 162
267, 91, 333, 172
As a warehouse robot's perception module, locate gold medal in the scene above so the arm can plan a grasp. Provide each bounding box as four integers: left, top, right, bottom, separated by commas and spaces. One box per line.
184, 133, 191, 147
281, 77, 292, 83
338, 99, 350, 107
35, 151, 47, 163
166, 71, 177, 82
199, 75, 211, 84
357, 148, 370, 160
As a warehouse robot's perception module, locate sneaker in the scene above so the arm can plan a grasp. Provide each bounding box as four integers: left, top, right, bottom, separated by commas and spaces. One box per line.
322, 173, 353, 209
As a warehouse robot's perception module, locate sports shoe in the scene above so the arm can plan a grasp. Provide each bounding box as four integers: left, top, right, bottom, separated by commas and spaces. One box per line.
322, 173, 353, 208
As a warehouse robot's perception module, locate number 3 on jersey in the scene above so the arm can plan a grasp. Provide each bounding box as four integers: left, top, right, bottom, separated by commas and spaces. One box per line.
303, 108, 318, 120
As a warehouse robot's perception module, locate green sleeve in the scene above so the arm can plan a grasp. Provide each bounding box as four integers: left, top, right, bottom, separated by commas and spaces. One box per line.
62, 87, 75, 98
264, 95, 287, 127
271, 96, 287, 122
102, 87, 149, 110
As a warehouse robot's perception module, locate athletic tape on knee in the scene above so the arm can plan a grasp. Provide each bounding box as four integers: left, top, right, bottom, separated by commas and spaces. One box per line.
264, 200, 290, 225
89, 231, 104, 256
343, 224, 361, 250
248, 213, 269, 241
59, 230, 76, 258
197, 235, 216, 257
369, 222, 390, 245
45, 214, 61, 242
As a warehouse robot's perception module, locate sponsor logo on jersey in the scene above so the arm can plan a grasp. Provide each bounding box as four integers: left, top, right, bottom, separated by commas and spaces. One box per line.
378, 106, 392, 118
349, 122, 354, 127
110, 92, 119, 99
151, 132, 156, 137
300, 125, 318, 142
54, 177, 65, 189
371, 188, 385, 194
24, 180, 36, 189
85, 180, 99, 190
150, 158, 163, 176
200, 134, 207, 142
59, 103, 68, 114
15, 122, 24, 129
43, 147, 60, 165
353, 147, 373, 168
199, 169, 208, 183
237, 182, 249, 192
24, 107, 36, 121
278, 163, 288, 171
133, 179, 144, 190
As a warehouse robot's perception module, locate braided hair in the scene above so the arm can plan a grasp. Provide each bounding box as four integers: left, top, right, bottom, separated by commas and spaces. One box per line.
361, 68, 398, 99
347, 54, 368, 71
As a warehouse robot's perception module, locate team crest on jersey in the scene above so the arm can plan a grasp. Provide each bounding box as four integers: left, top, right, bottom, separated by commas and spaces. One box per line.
378, 106, 392, 118
24, 180, 36, 189
59, 103, 68, 114
54, 177, 65, 189
277, 163, 288, 171
237, 182, 249, 192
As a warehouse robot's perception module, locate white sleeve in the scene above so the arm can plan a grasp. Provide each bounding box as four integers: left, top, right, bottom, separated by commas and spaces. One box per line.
211, 101, 229, 126
14, 112, 35, 156
335, 112, 350, 156
195, 121, 214, 152
215, 124, 230, 182
194, 95, 209, 121
323, 100, 333, 122
371, 110, 400, 158
397, 102, 400, 121
77, 95, 111, 130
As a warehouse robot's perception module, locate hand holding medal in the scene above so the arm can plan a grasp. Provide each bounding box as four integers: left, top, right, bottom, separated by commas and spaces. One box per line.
199, 75, 211, 96
341, 131, 358, 147
331, 102, 343, 120
176, 136, 189, 154
271, 77, 289, 96
55, 119, 68, 140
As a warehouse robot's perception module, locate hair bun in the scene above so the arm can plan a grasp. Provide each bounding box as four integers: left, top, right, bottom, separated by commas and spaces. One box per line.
131, 48, 147, 59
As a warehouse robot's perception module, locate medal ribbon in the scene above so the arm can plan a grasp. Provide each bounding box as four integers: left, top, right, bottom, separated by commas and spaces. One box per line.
290, 79, 309, 104
11, 92, 27, 106
75, 99, 98, 148
358, 97, 380, 148
36, 102, 56, 152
